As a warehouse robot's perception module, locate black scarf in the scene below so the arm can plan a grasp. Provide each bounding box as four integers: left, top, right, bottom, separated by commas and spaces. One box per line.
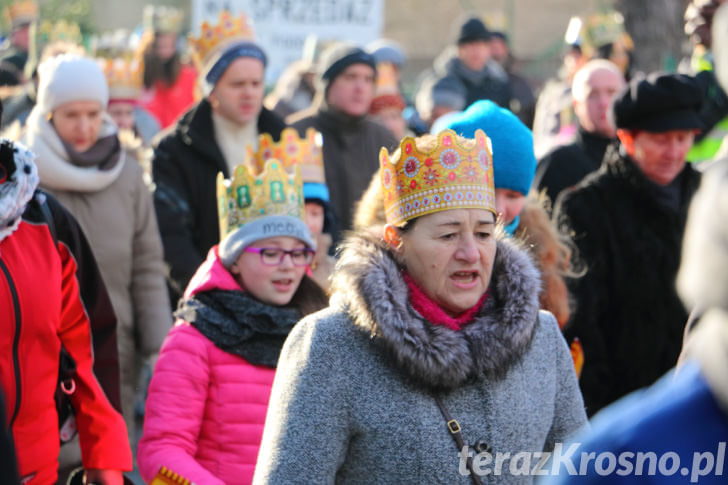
175, 290, 302, 368
57, 129, 122, 171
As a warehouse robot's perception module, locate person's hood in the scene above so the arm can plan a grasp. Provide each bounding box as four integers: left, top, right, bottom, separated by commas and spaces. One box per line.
330, 232, 541, 391
183, 245, 242, 300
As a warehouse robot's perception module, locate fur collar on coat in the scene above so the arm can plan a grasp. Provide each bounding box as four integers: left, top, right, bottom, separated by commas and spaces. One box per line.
330, 233, 541, 391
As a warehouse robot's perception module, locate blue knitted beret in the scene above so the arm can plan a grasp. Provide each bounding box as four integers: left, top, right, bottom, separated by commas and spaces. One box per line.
446, 100, 536, 195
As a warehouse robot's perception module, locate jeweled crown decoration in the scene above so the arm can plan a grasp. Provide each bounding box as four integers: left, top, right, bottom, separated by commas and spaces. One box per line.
143, 5, 185, 34
5, 0, 37, 28
189, 10, 255, 70
246, 127, 325, 185
36, 19, 83, 46
98, 57, 143, 100
217, 159, 305, 241
380, 129, 496, 226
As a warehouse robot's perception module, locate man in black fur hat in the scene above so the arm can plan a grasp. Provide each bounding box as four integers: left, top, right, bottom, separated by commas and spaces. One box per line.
554, 72, 704, 416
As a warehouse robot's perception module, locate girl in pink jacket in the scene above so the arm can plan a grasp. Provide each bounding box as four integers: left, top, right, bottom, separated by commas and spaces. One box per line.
137, 161, 328, 484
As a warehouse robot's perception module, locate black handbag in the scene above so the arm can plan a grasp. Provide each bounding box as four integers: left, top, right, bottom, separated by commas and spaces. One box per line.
55, 345, 78, 444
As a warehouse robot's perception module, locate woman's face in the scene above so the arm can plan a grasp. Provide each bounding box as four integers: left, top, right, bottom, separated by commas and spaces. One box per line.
391, 209, 496, 316
155, 32, 178, 62
494, 188, 526, 226
52, 100, 104, 153
304, 201, 325, 236
229, 236, 308, 306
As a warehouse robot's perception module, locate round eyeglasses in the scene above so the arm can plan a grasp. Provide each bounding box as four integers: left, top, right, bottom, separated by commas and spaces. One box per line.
244, 247, 315, 266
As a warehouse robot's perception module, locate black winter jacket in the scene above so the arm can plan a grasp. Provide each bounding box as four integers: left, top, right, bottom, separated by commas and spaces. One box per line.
554, 147, 701, 416
289, 106, 396, 244
535, 126, 614, 207
151, 100, 285, 304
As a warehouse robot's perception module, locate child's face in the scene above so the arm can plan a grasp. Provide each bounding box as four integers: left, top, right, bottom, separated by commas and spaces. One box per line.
230, 236, 308, 306
304, 202, 325, 236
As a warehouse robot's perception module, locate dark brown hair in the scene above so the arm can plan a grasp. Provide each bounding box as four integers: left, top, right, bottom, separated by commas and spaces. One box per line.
140, 32, 182, 88
288, 275, 329, 316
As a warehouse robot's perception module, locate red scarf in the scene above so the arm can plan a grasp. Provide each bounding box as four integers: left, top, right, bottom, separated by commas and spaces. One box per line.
403, 272, 488, 331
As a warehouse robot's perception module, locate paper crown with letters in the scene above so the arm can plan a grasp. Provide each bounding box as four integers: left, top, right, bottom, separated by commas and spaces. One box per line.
217, 158, 305, 241
98, 57, 143, 100
5, 0, 37, 29
189, 10, 255, 71
143, 5, 185, 34
245, 128, 329, 201
379, 129, 496, 226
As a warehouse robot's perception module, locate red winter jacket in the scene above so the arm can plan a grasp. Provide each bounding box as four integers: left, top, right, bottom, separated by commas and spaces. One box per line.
0, 193, 132, 483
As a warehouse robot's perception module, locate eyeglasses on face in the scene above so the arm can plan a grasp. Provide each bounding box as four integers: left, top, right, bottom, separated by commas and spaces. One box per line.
243, 247, 315, 266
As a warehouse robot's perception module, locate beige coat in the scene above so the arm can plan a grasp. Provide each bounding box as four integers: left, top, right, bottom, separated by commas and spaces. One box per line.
22, 109, 172, 442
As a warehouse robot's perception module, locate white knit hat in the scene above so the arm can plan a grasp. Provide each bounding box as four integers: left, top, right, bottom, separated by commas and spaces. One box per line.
36, 54, 109, 115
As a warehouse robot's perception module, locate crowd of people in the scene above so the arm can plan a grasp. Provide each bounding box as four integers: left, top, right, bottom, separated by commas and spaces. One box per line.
1, 0, 728, 483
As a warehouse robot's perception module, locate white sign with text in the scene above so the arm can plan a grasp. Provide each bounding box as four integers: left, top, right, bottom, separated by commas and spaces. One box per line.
191, 0, 383, 84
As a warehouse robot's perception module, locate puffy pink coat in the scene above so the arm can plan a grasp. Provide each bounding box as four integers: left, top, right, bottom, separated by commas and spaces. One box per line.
137, 247, 276, 484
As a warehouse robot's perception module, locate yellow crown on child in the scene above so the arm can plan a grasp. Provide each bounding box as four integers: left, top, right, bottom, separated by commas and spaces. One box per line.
98, 57, 143, 100
217, 159, 304, 241
380, 129, 496, 226
246, 128, 325, 185
5, 0, 37, 28
143, 5, 185, 34
189, 10, 255, 70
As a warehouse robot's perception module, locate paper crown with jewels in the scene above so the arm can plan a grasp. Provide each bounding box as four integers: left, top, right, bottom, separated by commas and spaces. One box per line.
379, 129, 496, 226
143, 5, 185, 34
98, 57, 143, 100
371, 62, 405, 114
189, 10, 256, 71
565, 11, 633, 56
217, 159, 305, 241
246, 128, 325, 185
35, 19, 83, 47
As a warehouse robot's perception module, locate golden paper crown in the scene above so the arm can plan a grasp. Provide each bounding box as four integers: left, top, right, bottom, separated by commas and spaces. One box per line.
246, 128, 325, 185
91, 29, 136, 59
375, 62, 399, 95
149, 466, 191, 485
143, 5, 185, 34
371, 62, 405, 113
217, 159, 305, 241
380, 129, 496, 226
5, 0, 37, 29
98, 57, 143, 100
579, 11, 633, 56
189, 10, 255, 70
36, 20, 83, 50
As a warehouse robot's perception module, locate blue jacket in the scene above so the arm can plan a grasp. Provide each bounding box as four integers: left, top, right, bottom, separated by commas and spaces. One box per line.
547, 362, 728, 483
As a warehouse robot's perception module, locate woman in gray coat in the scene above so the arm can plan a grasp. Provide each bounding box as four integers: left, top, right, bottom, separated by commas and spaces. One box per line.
254, 129, 587, 484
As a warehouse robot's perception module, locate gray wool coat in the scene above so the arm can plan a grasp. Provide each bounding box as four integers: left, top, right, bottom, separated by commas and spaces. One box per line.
253, 234, 587, 484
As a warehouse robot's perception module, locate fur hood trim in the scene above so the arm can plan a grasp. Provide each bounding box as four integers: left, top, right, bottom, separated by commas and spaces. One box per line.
331, 232, 541, 391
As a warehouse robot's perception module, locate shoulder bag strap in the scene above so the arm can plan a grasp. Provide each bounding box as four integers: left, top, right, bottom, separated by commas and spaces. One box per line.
434, 395, 484, 485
